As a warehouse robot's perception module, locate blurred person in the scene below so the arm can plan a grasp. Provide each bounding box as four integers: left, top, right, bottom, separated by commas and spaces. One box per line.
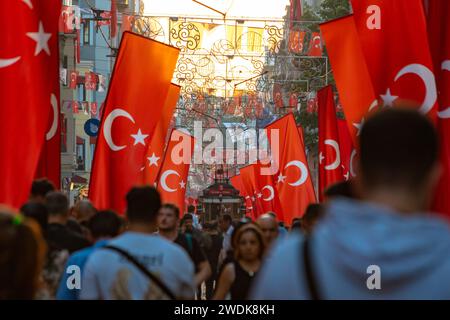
157, 204, 211, 289
218, 214, 234, 267
67, 200, 97, 237
213, 223, 265, 300
56, 210, 122, 300
267, 212, 287, 238
21, 202, 48, 236
80, 186, 195, 299
202, 222, 223, 299
256, 213, 279, 249
29, 178, 55, 204
251, 108, 450, 299
324, 180, 357, 200
0, 208, 46, 299
301, 204, 324, 235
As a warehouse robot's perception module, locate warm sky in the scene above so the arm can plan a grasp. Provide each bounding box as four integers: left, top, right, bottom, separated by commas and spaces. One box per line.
142, 0, 290, 19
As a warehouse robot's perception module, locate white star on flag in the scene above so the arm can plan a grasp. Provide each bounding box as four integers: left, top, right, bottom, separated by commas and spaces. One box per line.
23, 0, 33, 9
131, 129, 148, 146
380, 88, 398, 107
26, 21, 52, 56
147, 153, 160, 166
257, 193, 262, 198
179, 180, 186, 189
251, 196, 256, 201
319, 152, 324, 165
277, 173, 286, 183
344, 172, 350, 180
353, 118, 365, 136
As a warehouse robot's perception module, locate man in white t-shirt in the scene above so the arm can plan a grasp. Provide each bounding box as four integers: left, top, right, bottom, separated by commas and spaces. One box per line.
80, 186, 195, 300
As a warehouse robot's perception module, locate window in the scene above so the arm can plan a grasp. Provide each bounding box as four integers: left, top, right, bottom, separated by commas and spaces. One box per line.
76, 136, 86, 171
83, 22, 90, 44
61, 115, 67, 153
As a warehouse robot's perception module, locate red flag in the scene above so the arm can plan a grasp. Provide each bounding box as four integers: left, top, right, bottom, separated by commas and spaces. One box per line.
85, 71, 97, 91
289, 0, 302, 28
308, 32, 323, 57
351, 0, 437, 122
144, 84, 181, 186
240, 165, 265, 217
90, 102, 98, 118
69, 70, 78, 89
265, 113, 316, 225
122, 15, 135, 32
289, 92, 298, 108
427, 0, 450, 217
337, 119, 355, 180
75, 29, 81, 63
98, 11, 111, 26
0, 1, 61, 208
297, 126, 304, 144
35, 91, 61, 189
273, 83, 283, 108
72, 101, 79, 114
89, 32, 180, 213
157, 130, 194, 215
231, 173, 256, 220
288, 30, 306, 54
318, 86, 343, 201
320, 15, 377, 145
111, 0, 117, 38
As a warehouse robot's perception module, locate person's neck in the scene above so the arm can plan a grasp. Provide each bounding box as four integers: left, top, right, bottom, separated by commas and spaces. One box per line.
158, 228, 178, 241
48, 214, 67, 225
239, 258, 261, 271
127, 222, 157, 234
363, 188, 426, 214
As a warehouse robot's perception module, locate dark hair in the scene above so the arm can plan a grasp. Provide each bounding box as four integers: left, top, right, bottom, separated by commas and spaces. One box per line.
161, 203, 180, 219
221, 214, 232, 223
0, 211, 46, 299
233, 223, 266, 261
324, 180, 355, 199
20, 202, 48, 234
45, 191, 69, 216
31, 178, 55, 199
187, 205, 195, 213
267, 212, 277, 219
88, 210, 122, 239
360, 108, 438, 191
126, 186, 161, 223
290, 220, 302, 232
183, 213, 193, 221
302, 204, 324, 224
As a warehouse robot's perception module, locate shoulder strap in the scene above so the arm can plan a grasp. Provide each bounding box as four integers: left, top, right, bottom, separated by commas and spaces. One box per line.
103, 245, 176, 300
302, 237, 321, 300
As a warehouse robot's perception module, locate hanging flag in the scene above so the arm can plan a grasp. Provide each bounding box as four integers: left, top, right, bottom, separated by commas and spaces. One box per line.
144, 84, 181, 186
427, 0, 450, 217
337, 118, 355, 180
72, 101, 80, 114
350, 0, 437, 122
308, 32, 323, 57
98, 11, 111, 26
289, 92, 298, 108
297, 126, 304, 144
288, 30, 306, 54
69, 70, 78, 89
89, 32, 180, 213
0, 0, 61, 208
240, 164, 265, 217
90, 102, 98, 118
157, 130, 194, 215
75, 29, 81, 63
289, 0, 302, 29
265, 113, 317, 225
122, 14, 135, 33
85, 71, 97, 91
320, 15, 377, 145
230, 174, 255, 218
273, 83, 283, 108
110, 0, 117, 38
318, 86, 343, 200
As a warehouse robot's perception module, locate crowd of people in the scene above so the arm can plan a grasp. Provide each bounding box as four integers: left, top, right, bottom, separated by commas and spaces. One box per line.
2, 108, 450, 299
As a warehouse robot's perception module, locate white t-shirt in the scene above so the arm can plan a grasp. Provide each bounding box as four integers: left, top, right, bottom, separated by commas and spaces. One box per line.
80, 232, 195, 300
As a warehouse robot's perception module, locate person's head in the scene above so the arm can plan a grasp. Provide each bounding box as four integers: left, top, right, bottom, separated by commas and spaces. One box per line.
187, 205, 195, 214
219, 213, 232, 232
233, 223, 265, 262
357, 108, 440, 212
0, 208, 46, 299
20, 202, 48, 234
157, 203, 180, 232
71, 200, 97, 223
301, 204, 324, 234
182, 213, 194, 232
324, 180, 356, 200
87, 210, 122, 240
256, 213, 279, 246
290, 219, 302, 233
45, 192, 69, 223
126, 186, 161, 224
30, 178, 55, 204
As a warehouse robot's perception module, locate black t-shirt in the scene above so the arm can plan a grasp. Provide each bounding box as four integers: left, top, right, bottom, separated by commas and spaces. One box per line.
47, 223, 90, 253
175, 232, 207, 272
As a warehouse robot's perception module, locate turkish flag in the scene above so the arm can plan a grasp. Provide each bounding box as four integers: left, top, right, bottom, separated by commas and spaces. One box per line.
85, 72, 97, 91
89, 32, 180, 213
265, 113, 316, 225
240, 164, 265, 217
0, 0, 61, 208
156, 130, 194, 215
35, 91, 61, 189
297, 126, 304, 144
230, 174, 255, 220
318, 86, 343, 201
273, 83, 284, 108
289, 0, 302, 29
143, 84, 181, 186
90, 102, 98, 118
308, 32, 323, 57
320, 15, 377, 145
351, 0, 438, 122
337, 119, 355, 180
427, 0, 450, 217
69, 70, 78, 89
